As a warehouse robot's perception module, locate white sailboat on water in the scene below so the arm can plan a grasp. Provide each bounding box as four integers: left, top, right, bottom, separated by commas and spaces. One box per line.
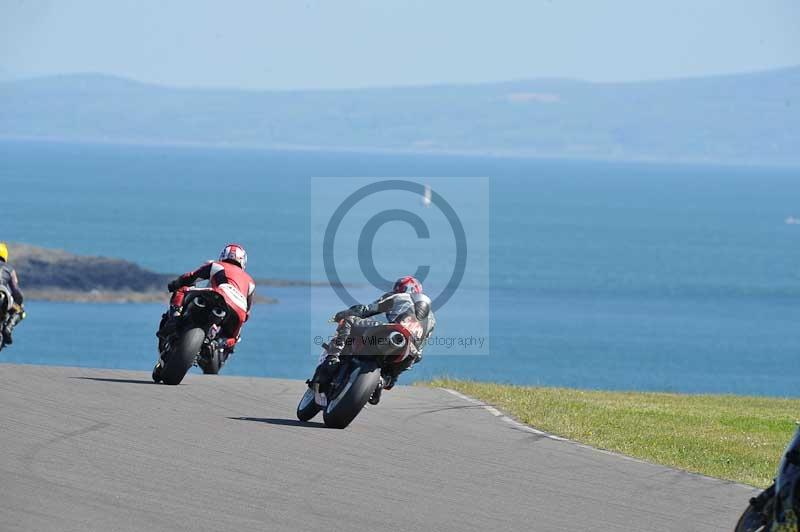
421, 184, 432, 207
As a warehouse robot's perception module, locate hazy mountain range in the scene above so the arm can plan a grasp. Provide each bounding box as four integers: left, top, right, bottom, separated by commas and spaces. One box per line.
1, 67, 798, 164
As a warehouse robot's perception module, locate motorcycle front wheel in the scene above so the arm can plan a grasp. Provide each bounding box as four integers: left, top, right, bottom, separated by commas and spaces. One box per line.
296, 387, 322, 422
735, 500, 772, 532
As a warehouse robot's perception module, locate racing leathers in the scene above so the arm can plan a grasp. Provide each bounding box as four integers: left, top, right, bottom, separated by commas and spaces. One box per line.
320, 291, 436, 389
0, 261, 25, 345
161, 260, 256, 352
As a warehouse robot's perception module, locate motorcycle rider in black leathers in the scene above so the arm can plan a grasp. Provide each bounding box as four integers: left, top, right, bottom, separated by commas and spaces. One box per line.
315, 276, 435, 403
0, 243, 26, 346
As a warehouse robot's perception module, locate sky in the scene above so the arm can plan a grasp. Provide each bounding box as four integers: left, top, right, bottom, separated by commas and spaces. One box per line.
1, 0, 799, 90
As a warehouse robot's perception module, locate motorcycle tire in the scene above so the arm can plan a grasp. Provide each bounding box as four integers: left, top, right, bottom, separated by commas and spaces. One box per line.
296, 387, 322, 422
160, 327, 204, 385
322, 361, 381, 429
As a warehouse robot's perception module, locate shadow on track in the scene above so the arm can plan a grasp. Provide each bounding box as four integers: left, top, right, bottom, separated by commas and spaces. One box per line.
71, 377, 155, 385
228, 416, 328, 429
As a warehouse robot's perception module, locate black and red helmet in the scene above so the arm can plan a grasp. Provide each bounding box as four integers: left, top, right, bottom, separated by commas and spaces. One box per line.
393, 276, 422, 294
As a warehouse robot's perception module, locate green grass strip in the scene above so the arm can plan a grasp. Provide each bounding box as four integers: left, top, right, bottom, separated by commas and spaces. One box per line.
425, 379, 799, 487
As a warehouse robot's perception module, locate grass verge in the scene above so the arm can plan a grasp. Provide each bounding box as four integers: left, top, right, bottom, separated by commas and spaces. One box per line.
425, 379, 800, 487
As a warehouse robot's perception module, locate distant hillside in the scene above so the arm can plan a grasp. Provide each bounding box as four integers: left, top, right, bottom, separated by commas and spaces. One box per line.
1, 68, 798, 164
11, 244, 276, 303
14, 243, 169, 293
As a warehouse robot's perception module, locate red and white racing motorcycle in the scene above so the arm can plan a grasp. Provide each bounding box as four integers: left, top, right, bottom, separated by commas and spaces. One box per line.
152, 287, 235, 385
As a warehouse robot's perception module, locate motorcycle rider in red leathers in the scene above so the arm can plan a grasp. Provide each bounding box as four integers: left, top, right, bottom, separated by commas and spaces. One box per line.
315, 276, 436, 404
157, 244, 255, 359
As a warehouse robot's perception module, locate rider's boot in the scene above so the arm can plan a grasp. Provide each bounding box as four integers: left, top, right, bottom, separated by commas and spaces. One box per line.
214, 337, 236, 364
382, 373, 397, 391
322, 316, 353, 376
368, 377, 384, 405
383, 355, 418, 391
320, 350, 342, 381
156, 305, 182, 339
314, 337, 346, 388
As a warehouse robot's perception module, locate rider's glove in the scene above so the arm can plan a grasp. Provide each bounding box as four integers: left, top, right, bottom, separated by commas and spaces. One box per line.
349, 304, 369, 316
167, 279, 181, 293
334, 305, 368, 322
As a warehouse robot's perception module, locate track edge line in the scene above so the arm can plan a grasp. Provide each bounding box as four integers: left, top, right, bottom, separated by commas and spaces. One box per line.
437, 387, 758, 492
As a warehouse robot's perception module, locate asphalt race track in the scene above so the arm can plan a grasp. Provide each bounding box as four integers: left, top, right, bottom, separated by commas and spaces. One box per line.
0, 364, 756, 531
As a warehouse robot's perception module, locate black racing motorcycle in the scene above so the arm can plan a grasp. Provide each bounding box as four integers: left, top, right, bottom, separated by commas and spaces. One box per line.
736, 424, 800, 531
152, 287, 232, 385
297, 319, 415, 429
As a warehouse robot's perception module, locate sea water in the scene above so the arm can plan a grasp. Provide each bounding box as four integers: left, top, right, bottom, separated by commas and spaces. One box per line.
2, 140, 799, 396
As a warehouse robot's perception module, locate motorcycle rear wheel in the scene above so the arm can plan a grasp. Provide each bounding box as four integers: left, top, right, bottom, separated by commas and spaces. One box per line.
160, 327, 204, 385
322, 362, 381, 429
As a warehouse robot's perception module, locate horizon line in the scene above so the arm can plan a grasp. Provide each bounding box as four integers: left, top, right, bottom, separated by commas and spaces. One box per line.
2, 63, 799, 93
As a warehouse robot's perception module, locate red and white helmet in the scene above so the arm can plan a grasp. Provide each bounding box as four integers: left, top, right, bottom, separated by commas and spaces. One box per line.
393, 276, 422, 294
220, 243, 247, 270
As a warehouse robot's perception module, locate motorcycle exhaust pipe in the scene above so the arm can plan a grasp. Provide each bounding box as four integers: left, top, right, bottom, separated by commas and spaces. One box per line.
388, 331, 407, 348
